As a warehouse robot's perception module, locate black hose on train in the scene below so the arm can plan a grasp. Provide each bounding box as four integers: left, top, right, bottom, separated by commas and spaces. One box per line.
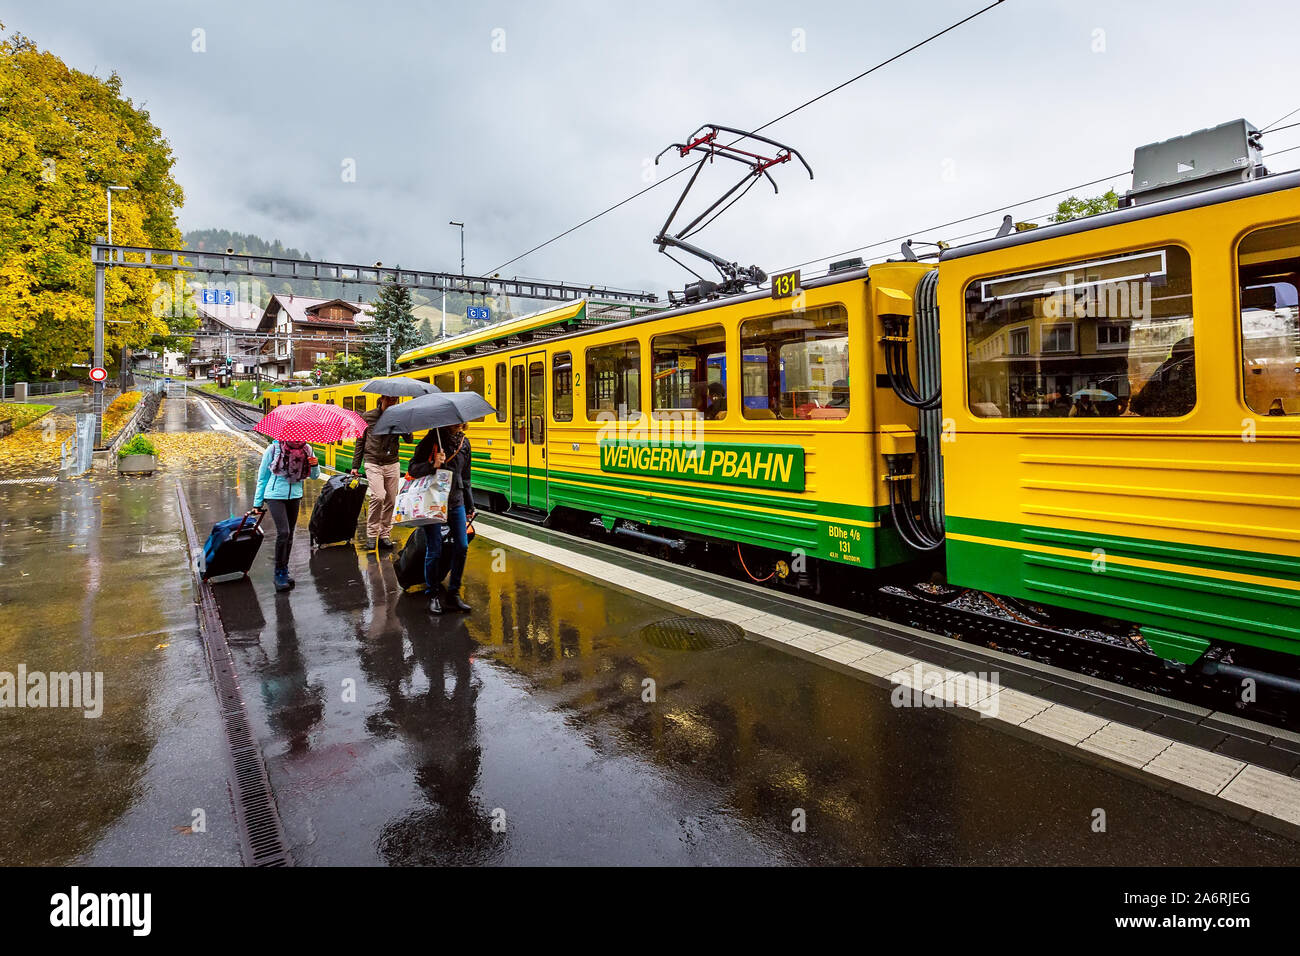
885, 454, 944, 552
882, 327, 941, 410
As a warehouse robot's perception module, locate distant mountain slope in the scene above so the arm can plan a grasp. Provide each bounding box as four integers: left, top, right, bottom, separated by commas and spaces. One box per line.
183, 229, 311, 261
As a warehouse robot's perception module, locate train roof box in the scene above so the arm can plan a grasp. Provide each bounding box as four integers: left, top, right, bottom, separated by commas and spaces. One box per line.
1125, 118, 1264, 206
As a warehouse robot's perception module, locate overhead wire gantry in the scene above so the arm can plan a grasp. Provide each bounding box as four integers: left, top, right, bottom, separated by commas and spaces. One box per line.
88, 241, 659, 447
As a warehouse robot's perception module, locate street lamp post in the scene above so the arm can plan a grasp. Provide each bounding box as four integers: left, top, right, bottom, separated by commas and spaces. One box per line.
440, 277, 448, 340
106, 185, 128, 246
95, 186, 129, 447
449, 221, 464, 275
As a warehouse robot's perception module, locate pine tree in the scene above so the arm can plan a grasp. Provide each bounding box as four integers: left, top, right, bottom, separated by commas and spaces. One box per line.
417, 315, 436, 343
364, 277, 420, 374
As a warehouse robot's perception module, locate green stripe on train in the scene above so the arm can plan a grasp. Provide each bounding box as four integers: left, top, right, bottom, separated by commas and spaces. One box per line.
946, 515, 1300, 583
945, 515, 1300, 660
470, 459, 910, 566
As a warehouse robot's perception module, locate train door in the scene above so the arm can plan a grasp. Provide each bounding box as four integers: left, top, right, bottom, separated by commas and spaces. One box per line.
509, 356, 529, 506
508, 351, 548, 509
526, 353, 547, 508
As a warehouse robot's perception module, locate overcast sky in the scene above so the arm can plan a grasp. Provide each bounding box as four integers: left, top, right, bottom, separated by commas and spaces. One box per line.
9, 0, 1300, 297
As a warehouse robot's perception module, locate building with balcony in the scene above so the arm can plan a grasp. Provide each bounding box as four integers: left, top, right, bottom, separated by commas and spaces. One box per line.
188, 298, 264, 379
255, 294, 374, 380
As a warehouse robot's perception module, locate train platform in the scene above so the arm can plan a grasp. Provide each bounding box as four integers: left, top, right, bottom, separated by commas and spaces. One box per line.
1, 394, 1298, 865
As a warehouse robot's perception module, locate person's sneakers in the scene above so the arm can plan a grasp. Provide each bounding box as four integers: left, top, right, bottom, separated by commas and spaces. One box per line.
274, 569, 292, 593
378, 537, 395, 550
286, 574, 296, 589
444, 589, 472, 613
427, 591, 445, 615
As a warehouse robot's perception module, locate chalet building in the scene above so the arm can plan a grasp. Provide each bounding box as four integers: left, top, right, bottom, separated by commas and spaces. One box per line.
188, 299, 263, 378
255, 294, 374, 380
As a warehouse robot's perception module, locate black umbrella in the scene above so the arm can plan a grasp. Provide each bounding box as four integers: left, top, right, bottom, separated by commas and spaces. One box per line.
372, 390, 497, 437
361, 377, 440, 398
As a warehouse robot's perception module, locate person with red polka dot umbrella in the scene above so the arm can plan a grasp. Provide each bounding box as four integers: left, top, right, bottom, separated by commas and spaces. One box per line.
254, 402, 368, 443
253, 403, 367, 591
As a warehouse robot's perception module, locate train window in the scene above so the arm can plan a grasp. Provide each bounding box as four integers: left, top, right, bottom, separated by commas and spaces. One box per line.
434, 372, 455, 393
312, 393, 319, 401
740, 306, 849, 420
1238, 223, 1299, 416
586, 340, 641, 417
343, 396, 353, 411
652, 325, 727, 421
495, 364, 507, 422
529, 361, 545, 444
459, 367, 485, 399
354, 395, 367, 414
965, 245, 1196, 418
553, 352, 573, 422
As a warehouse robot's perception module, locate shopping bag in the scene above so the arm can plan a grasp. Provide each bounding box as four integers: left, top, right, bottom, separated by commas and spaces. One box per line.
393, 469, 452, 526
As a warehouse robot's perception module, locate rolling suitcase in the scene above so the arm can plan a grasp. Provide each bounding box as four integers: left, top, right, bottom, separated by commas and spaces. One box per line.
202, 510, 264, 581
393, 523, 477, 592
309, 474, 368, 548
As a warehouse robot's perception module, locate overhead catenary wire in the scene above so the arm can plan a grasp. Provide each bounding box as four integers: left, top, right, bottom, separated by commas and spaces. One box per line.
781, 170, 1131, 273
784, 140, 1300, 278
1262, 106, 1300, 131
488, 0, 1010, 275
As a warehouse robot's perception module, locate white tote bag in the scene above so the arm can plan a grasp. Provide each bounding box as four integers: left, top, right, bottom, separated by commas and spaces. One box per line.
393, 469, 452, 526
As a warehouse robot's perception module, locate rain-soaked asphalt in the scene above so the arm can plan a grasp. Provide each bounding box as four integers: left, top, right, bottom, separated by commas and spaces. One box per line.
1, 395, 1298, 865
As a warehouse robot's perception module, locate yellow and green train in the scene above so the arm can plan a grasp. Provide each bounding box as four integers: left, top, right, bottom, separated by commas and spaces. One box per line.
269, 124, 1299, 676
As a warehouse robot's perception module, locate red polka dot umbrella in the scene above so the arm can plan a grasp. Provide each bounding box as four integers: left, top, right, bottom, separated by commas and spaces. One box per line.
254, 402, 368, 443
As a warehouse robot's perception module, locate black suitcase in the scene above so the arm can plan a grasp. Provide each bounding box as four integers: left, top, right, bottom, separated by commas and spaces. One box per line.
201, 510, 264, 581
393, 523, 477, 592
309, 474, 368, 548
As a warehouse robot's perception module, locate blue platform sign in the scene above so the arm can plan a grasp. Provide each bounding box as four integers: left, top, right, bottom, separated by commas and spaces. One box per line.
467, 307, 491, 322
202, 289, 235, 305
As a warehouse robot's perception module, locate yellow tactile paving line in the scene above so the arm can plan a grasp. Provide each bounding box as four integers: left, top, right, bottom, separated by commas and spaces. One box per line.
473, 519, 1300, 836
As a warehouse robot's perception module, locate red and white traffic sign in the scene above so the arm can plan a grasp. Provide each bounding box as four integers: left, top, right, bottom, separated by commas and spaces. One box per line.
89, 366, 107, 383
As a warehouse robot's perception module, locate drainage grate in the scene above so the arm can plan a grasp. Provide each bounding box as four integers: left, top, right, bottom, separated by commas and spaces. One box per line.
639, 616, 745, 651
176, 480, 293, 867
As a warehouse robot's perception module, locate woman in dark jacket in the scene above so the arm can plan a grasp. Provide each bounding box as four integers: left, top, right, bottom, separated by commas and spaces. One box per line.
407, 423, 475, 615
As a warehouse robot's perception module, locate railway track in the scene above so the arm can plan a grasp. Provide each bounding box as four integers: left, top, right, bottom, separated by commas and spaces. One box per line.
193, 389, 264, 432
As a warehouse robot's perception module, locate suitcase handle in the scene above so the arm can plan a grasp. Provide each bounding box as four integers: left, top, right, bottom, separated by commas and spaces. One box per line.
236, 509, 265, 534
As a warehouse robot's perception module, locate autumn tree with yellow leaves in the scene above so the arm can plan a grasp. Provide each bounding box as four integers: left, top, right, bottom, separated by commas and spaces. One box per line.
0, 25, 192, 377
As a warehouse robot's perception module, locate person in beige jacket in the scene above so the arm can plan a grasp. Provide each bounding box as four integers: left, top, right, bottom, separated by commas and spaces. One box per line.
348, 396, 412, 549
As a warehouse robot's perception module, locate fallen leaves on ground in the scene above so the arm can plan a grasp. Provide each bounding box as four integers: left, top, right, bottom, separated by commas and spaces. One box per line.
149, 430, 245, 469
102, 390, 143, 441
0, 402, 55, 432
0, 411, 73, 476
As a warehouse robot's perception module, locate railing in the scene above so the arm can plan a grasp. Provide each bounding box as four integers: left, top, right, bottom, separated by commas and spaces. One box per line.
59, 413, 95, 478
2, 380, 85, 399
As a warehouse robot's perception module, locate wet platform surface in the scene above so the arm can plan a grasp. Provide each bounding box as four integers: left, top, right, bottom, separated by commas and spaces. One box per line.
1, 397, 1298, 865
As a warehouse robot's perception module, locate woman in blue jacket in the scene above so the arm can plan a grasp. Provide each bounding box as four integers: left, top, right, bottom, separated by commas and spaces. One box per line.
254, 440, 320, 592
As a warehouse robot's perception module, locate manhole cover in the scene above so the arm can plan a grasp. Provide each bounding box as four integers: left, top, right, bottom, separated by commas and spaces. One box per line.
639, 616, 745, 651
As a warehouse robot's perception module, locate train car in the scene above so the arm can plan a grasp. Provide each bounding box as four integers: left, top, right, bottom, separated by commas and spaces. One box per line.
271, 120, 1299, 681
936, 159, 1300, 669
